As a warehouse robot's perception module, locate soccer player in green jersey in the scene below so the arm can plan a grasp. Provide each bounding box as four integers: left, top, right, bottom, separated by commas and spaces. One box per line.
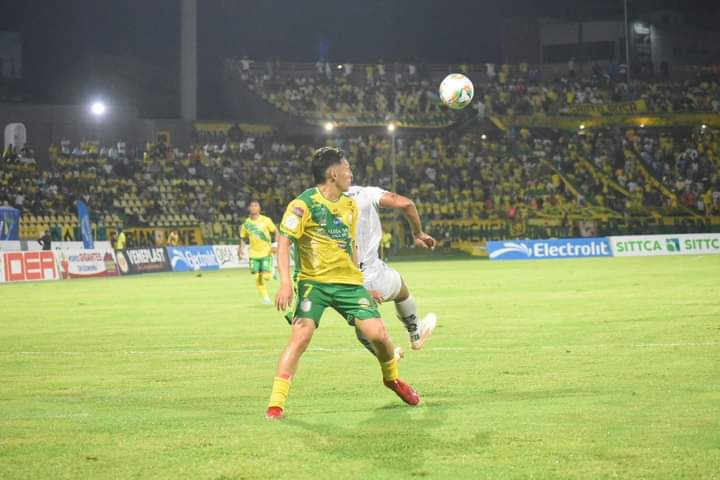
265, 147, 420, 420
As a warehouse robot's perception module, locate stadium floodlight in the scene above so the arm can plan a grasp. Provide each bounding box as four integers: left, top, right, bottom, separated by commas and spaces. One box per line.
640, 123, 645, 128
90, 101, 106, 117
701, 124, 707, 129
324, 122, 334, 132
337, 64, 343, 70
387, 123, 396, 133
481, 134, 487, 140
579, 124, 585, 130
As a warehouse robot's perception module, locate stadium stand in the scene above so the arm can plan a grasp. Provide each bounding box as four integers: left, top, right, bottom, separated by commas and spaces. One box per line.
226, 60, 720, 125
3, 62, 720, 247
226, 59, 459, 127
2, 126, 719, 246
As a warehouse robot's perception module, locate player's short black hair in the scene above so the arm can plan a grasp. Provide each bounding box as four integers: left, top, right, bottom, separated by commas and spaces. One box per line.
311, 147, 345, 185
249, 200, 260, 206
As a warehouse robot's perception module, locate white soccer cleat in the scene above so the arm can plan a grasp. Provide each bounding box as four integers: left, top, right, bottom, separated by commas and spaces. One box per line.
394, 346, 405, 362
411, 313, 437, 351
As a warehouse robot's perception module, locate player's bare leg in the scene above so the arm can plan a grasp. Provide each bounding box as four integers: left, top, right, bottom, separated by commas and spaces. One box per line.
355, 317, 419, 405
394, 279, 437, 351
266, 317, 316, 419
354, 327, 405, 361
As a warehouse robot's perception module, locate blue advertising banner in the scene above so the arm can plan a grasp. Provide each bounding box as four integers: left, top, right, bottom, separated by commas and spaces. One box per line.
487, 237, 612, 261
0, 206, 20, 241
166, 246, 220, 272
75, 200, 94, 249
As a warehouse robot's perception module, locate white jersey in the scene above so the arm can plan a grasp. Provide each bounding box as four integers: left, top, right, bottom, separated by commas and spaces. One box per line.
345, 185, 386, 270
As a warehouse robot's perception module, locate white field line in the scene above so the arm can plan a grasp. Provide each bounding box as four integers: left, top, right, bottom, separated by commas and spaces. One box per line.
0, 342, 718, 357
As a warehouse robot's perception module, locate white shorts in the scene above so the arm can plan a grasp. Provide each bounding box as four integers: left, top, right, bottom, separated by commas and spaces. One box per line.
362, 262, 403, 302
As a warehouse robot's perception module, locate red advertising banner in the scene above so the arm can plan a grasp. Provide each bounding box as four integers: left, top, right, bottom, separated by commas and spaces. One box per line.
1, 251, 59, 283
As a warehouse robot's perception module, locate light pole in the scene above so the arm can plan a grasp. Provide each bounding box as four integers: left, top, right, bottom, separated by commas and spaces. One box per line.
624, 0, 631, 81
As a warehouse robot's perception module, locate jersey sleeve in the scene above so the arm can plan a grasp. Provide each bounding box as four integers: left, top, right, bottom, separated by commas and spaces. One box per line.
279, 200, 308, 240
239, 224, 248, 240
267, 217, 277, 234
365, 186, 387, 209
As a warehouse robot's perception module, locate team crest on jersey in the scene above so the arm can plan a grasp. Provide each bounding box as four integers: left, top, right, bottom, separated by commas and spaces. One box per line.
300, 299, 312, 312
284, 215, 299, 230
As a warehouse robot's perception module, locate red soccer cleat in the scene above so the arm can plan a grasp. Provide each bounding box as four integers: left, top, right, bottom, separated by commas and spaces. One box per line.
265, 406, 284, 420
383, 379, 420, 406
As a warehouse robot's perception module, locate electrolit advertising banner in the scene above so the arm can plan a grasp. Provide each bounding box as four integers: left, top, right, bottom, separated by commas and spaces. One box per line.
166, 246, 220, 272
487, 237, 612, 261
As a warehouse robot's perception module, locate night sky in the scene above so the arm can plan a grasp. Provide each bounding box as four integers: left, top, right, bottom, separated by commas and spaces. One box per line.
1, 0, 718, 117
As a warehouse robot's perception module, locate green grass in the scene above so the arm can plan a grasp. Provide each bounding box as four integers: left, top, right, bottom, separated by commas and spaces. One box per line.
1, 257, 719, 479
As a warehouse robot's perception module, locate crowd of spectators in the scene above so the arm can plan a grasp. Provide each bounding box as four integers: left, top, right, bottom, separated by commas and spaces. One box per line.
227, 58, 454, 126
2, 126, 718, 243
625, 127, 720, 214
227, 59, 720, 125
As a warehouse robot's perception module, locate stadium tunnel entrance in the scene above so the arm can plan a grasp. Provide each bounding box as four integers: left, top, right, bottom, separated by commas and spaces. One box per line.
4, 122, 27, 149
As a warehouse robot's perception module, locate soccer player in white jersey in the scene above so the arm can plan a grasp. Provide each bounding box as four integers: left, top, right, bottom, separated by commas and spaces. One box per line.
345, 185, 438, 355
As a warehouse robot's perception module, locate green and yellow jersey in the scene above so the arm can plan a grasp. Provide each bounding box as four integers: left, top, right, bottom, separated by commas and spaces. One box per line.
279, 187, 362, 285
240, 214, 276, 259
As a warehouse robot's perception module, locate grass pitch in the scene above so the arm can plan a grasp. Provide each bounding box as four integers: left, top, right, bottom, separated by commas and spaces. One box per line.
1, 256, 719, 479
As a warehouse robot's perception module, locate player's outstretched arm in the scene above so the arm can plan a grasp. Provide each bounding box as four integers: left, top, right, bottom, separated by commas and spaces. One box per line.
379, 192, 436, 250
275, 234, 293, 311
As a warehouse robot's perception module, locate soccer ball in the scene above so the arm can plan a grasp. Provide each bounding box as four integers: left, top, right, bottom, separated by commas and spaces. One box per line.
439, 73, 474, 110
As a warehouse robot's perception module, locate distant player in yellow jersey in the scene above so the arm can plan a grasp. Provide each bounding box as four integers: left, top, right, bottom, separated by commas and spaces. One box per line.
266, 147, 420, 420
239, 201, 277, 304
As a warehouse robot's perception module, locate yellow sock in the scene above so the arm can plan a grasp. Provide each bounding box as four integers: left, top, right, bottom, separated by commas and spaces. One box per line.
256, 276, 269, 299
268, 376, 291, 409
380, 358, 399, 382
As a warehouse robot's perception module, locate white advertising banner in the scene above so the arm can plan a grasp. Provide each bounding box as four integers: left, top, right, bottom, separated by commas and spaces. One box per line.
0, 240, 21, 252
0, 250, 60, 283
212, 245, 249, 269
52, 241, 113, 253
610, 233, 720, 257
0, 240, 43, 252
53, 241, 119, 279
